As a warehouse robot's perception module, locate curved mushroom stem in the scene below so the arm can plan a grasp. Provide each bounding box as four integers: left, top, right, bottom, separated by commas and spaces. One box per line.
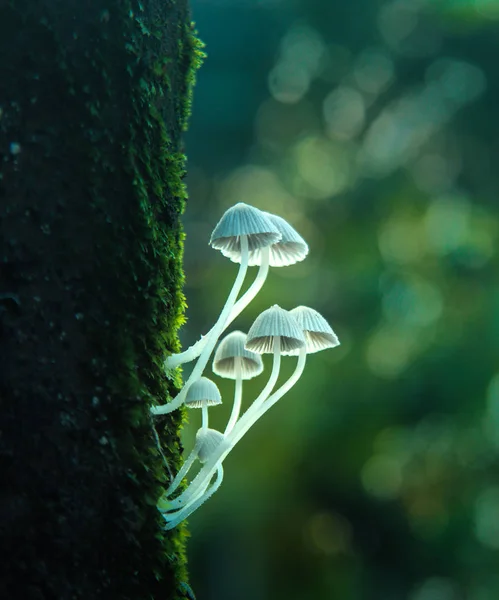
224, 358, 243, 436
165, 435, 230, 510
166, 476, 211, 510
152, 236, 250, 416
227, 244, 270, 326
233, 345, 307, 445
244, 334, 281, 417
163, 336, 207, 373
163, 246, 271, 372
162, 465, 224, 530
162, 437, 202, 499
172, 338, 282, 508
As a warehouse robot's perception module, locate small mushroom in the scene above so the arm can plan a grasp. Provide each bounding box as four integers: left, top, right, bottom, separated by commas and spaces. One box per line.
162, 380, 222, 499
231, 212, 309, 267
153, 204, 280, 415
170, 306, 305, 510
221, 211, 309, 331
245, 303, 306, 354
184, 377, 222, 431
163, 428, 226, 515
196, 427, 225, 463
247, 306, 340, 428
212, 330, 263, 435
164, 210, 308, 371
287, 306, 340, 354
243, 304, 306, 416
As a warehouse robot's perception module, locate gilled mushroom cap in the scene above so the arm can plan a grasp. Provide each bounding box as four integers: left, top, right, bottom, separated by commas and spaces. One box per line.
196, 428, 225, 463
284, 306, 340, 355
230, 213, 309, 267
212, 330, 264, 380
245, 304, 306, 354
184, 377, 222, 408
210, 203, 282, 259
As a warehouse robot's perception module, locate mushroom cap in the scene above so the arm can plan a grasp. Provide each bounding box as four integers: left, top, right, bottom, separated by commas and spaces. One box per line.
196, 428, 225, 463
228, 213, 309, 267
212, 330, 264, 380
245, 305, 306, 354
284, 306, 340, 355
184, 377, 222, 408
210, 203, 282, 259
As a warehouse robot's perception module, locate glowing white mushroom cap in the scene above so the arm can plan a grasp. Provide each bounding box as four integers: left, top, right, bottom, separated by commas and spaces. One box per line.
245, 304, 306, 354
212, 330, 264, 380
244, 213, 309, 267
209, 203, 282, 258
196, 428, 225, 463
284, 306, 340, 355
184, 377, 222, 408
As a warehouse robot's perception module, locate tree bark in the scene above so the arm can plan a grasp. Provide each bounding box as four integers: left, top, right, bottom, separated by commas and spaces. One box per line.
0, 1, 201, 598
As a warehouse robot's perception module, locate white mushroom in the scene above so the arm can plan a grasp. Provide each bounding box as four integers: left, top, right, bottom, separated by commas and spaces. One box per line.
184, 377, 222, 431
169, 305, 305, 511
287, 306, 340, 354
212, 330, 263, 435
162, 380, 222, 498
164, 210, 308, 371
239, 306, 341, 436
152, 204, 280, 415
162, 428, 226, 519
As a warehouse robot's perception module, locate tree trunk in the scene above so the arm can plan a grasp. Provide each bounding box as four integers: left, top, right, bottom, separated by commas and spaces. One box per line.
0, 1, 201, 598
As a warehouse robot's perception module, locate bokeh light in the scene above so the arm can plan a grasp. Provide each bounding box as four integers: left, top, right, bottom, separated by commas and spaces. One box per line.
179, 0, 499, 597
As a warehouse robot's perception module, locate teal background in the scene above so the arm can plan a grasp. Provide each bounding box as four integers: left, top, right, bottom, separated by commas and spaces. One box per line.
181, 1, 499, 598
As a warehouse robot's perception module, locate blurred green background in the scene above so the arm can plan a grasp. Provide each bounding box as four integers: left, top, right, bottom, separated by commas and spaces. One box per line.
179, 0, 499, 598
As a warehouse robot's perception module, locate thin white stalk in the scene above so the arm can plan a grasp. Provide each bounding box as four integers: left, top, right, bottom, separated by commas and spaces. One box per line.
163, 465, 224, 530
227, 245, 270, 326
164, 337, 207, 371
166, 435, 230, 509
164, 246, 271, 371
201, 403, 209, 430
243, 335, 280, 418
166, 474, 211, 510
172, 338, 282, 506
152, 236, 250, 415
163, 437, 201, 499
224, 359, 243, 435
231, 346, 307, 446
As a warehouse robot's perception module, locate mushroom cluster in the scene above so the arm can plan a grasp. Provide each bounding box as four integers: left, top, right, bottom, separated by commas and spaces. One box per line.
152, 203, 340, 529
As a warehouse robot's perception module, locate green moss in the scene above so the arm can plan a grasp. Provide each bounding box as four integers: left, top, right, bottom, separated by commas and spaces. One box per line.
103, 5, 204, 598
179, 24, 206, 131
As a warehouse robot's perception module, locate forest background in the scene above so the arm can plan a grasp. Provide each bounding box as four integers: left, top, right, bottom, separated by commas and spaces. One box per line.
180, 1, 499, 599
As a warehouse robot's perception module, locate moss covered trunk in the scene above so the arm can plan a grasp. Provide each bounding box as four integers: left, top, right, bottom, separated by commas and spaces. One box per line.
0, 1, 200, 598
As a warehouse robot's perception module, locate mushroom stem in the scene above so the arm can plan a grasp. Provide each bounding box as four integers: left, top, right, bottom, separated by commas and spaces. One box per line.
164, 246, 270, 371
244, 334, 281, 417
163, 465, 224, 530
227, 245, 270, 325
234, 345, 307, 444
201, 403, 209, 431
166, 434, 230, 510
163, 437, 202, 498
166, 477, 211, 510
152, 236, 250, 416
173, 338, 282, 508
163, 336, 207, 372
224, 359, 243, 435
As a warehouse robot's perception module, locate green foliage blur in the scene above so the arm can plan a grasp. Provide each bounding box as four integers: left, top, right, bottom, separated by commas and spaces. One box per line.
181, 1, 499, 598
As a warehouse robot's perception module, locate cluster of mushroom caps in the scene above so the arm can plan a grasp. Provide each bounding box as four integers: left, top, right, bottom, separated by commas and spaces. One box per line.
151, 203, 340, 530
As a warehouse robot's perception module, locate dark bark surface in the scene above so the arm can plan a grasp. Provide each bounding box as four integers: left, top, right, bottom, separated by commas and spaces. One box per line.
0, 1, 200, 598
